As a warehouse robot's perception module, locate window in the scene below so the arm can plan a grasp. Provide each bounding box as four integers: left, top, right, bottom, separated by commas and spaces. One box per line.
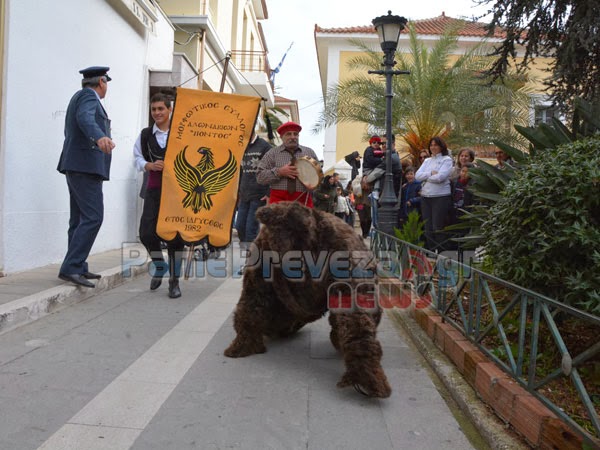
534, 105, 559, 125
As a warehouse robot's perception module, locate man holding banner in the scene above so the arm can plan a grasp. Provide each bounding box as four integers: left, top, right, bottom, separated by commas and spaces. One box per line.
256, 121, 319, 207
133, 93, 184, 298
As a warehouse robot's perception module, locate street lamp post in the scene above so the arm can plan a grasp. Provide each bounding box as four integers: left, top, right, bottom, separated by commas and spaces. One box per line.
369, 11, 408, 235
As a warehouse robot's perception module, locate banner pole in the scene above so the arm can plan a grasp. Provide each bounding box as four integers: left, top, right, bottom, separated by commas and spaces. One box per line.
184, 245, 195, 280
219, 51, 232, 93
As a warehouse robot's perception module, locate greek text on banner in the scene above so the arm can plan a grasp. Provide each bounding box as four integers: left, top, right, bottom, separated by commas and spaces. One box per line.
157, 88, 260, 247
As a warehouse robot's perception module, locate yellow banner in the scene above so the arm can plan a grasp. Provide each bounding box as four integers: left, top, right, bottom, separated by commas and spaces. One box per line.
157, 88, 260, 247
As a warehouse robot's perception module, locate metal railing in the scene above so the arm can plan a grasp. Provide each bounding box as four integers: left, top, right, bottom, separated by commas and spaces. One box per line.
370, 230, 600, 445
230, 50, 270, 76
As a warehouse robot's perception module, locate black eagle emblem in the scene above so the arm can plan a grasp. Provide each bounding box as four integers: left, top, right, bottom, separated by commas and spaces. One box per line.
174, 146, 237, 213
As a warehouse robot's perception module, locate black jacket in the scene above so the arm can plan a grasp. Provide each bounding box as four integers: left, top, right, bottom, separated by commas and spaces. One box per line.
362, 145, 384, 171
344, 151, 361, 180
239, 136, 272, 201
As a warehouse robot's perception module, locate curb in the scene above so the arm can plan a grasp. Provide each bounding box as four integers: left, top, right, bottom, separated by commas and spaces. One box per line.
389, 307, 528, 450
0, 264, 148, 336
407, 305, 595, 449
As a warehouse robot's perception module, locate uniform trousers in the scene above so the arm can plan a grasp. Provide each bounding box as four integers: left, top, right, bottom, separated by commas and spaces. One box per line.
60, 171, 104, 275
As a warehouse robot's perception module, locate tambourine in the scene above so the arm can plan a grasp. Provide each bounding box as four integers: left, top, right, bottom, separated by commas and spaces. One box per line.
295, 156, 323, 190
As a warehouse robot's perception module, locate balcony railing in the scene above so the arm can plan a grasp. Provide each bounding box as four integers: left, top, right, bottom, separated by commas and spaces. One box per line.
230, 50, 270, 76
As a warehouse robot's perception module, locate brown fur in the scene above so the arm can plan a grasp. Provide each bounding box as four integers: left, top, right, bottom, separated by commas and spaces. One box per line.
224, 201, 391, 398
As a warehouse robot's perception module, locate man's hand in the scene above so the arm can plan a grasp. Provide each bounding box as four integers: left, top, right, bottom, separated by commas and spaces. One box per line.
278, 163, 298, 179
97, 136, 115, 154
146, 160, 164, 172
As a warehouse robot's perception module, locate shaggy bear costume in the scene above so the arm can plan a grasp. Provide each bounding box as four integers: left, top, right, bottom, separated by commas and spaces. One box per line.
224, 201, 391, 398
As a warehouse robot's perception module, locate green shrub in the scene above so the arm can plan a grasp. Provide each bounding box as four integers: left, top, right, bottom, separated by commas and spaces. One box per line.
394, 210, 425, 247
481, 137, 600, 313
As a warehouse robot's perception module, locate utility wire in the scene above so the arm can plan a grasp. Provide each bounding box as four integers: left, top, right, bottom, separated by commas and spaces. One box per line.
176, 55, 228, 87
176, 52, 270, 104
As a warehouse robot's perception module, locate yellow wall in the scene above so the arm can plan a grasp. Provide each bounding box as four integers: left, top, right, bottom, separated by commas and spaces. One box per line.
335, 51, 373, 162
160, 0, 205, 15
162, 0, 241, 93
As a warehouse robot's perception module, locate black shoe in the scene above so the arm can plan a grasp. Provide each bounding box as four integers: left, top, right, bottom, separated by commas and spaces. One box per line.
82, 271, 101, 280
150, 276, 162, 290
58, 273, 95, 288
168, 279, 181, 298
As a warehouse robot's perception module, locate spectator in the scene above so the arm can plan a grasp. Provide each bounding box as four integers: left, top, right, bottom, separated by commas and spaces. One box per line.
366, 135, 402, 198
355, 190, 372, 238
344, 151, 362, 181
313, 174, 337, 213
415, 136, 453, 250
362, 135, 384, 177
334, 186, 350, 220
417, 149, 430, 168
494, 149, 514, 169
344, 181, 357, 227
332, 172, 343, 190
398, 166, 422, 226
451, 148, 476, 180
236, 131, 272, 246
451, 163, 475, 223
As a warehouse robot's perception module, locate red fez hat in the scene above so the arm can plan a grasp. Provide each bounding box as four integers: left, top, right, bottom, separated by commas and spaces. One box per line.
277, 121, 302, 135
369, 135, 381, 144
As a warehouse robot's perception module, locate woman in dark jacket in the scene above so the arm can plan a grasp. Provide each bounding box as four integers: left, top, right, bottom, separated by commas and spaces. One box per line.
313, 175, 337, 213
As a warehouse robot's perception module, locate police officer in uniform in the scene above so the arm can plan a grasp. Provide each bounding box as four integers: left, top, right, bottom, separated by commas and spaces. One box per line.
57, 66, 115, 288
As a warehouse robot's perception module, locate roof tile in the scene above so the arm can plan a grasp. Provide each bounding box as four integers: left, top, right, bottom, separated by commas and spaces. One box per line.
315, 12, 505, 39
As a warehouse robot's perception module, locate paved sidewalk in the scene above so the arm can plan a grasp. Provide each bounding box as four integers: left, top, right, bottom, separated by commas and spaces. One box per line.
0, 245, 148, 335
1, 267, 480, 450
0, 242, 526, 449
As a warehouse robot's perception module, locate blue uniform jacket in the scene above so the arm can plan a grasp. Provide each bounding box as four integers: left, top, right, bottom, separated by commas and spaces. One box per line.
57, 88, 112, 180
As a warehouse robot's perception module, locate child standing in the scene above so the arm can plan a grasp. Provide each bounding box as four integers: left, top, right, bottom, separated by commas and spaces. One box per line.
398, 166, 422, 225
334, 186, 350, 220
451, 163, 474, 224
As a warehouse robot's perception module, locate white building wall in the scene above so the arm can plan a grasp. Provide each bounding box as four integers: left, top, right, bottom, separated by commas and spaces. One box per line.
322, 43, 342, 171
2, 0, 174, 273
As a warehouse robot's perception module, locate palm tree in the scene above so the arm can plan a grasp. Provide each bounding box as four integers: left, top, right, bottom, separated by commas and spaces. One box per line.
314, 22, 533, 160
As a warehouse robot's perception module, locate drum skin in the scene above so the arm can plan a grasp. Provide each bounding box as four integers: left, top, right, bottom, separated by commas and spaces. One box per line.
295, 156, 323, 190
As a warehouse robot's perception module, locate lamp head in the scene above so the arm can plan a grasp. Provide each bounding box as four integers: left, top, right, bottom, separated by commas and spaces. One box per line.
372, 11, 407, 53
